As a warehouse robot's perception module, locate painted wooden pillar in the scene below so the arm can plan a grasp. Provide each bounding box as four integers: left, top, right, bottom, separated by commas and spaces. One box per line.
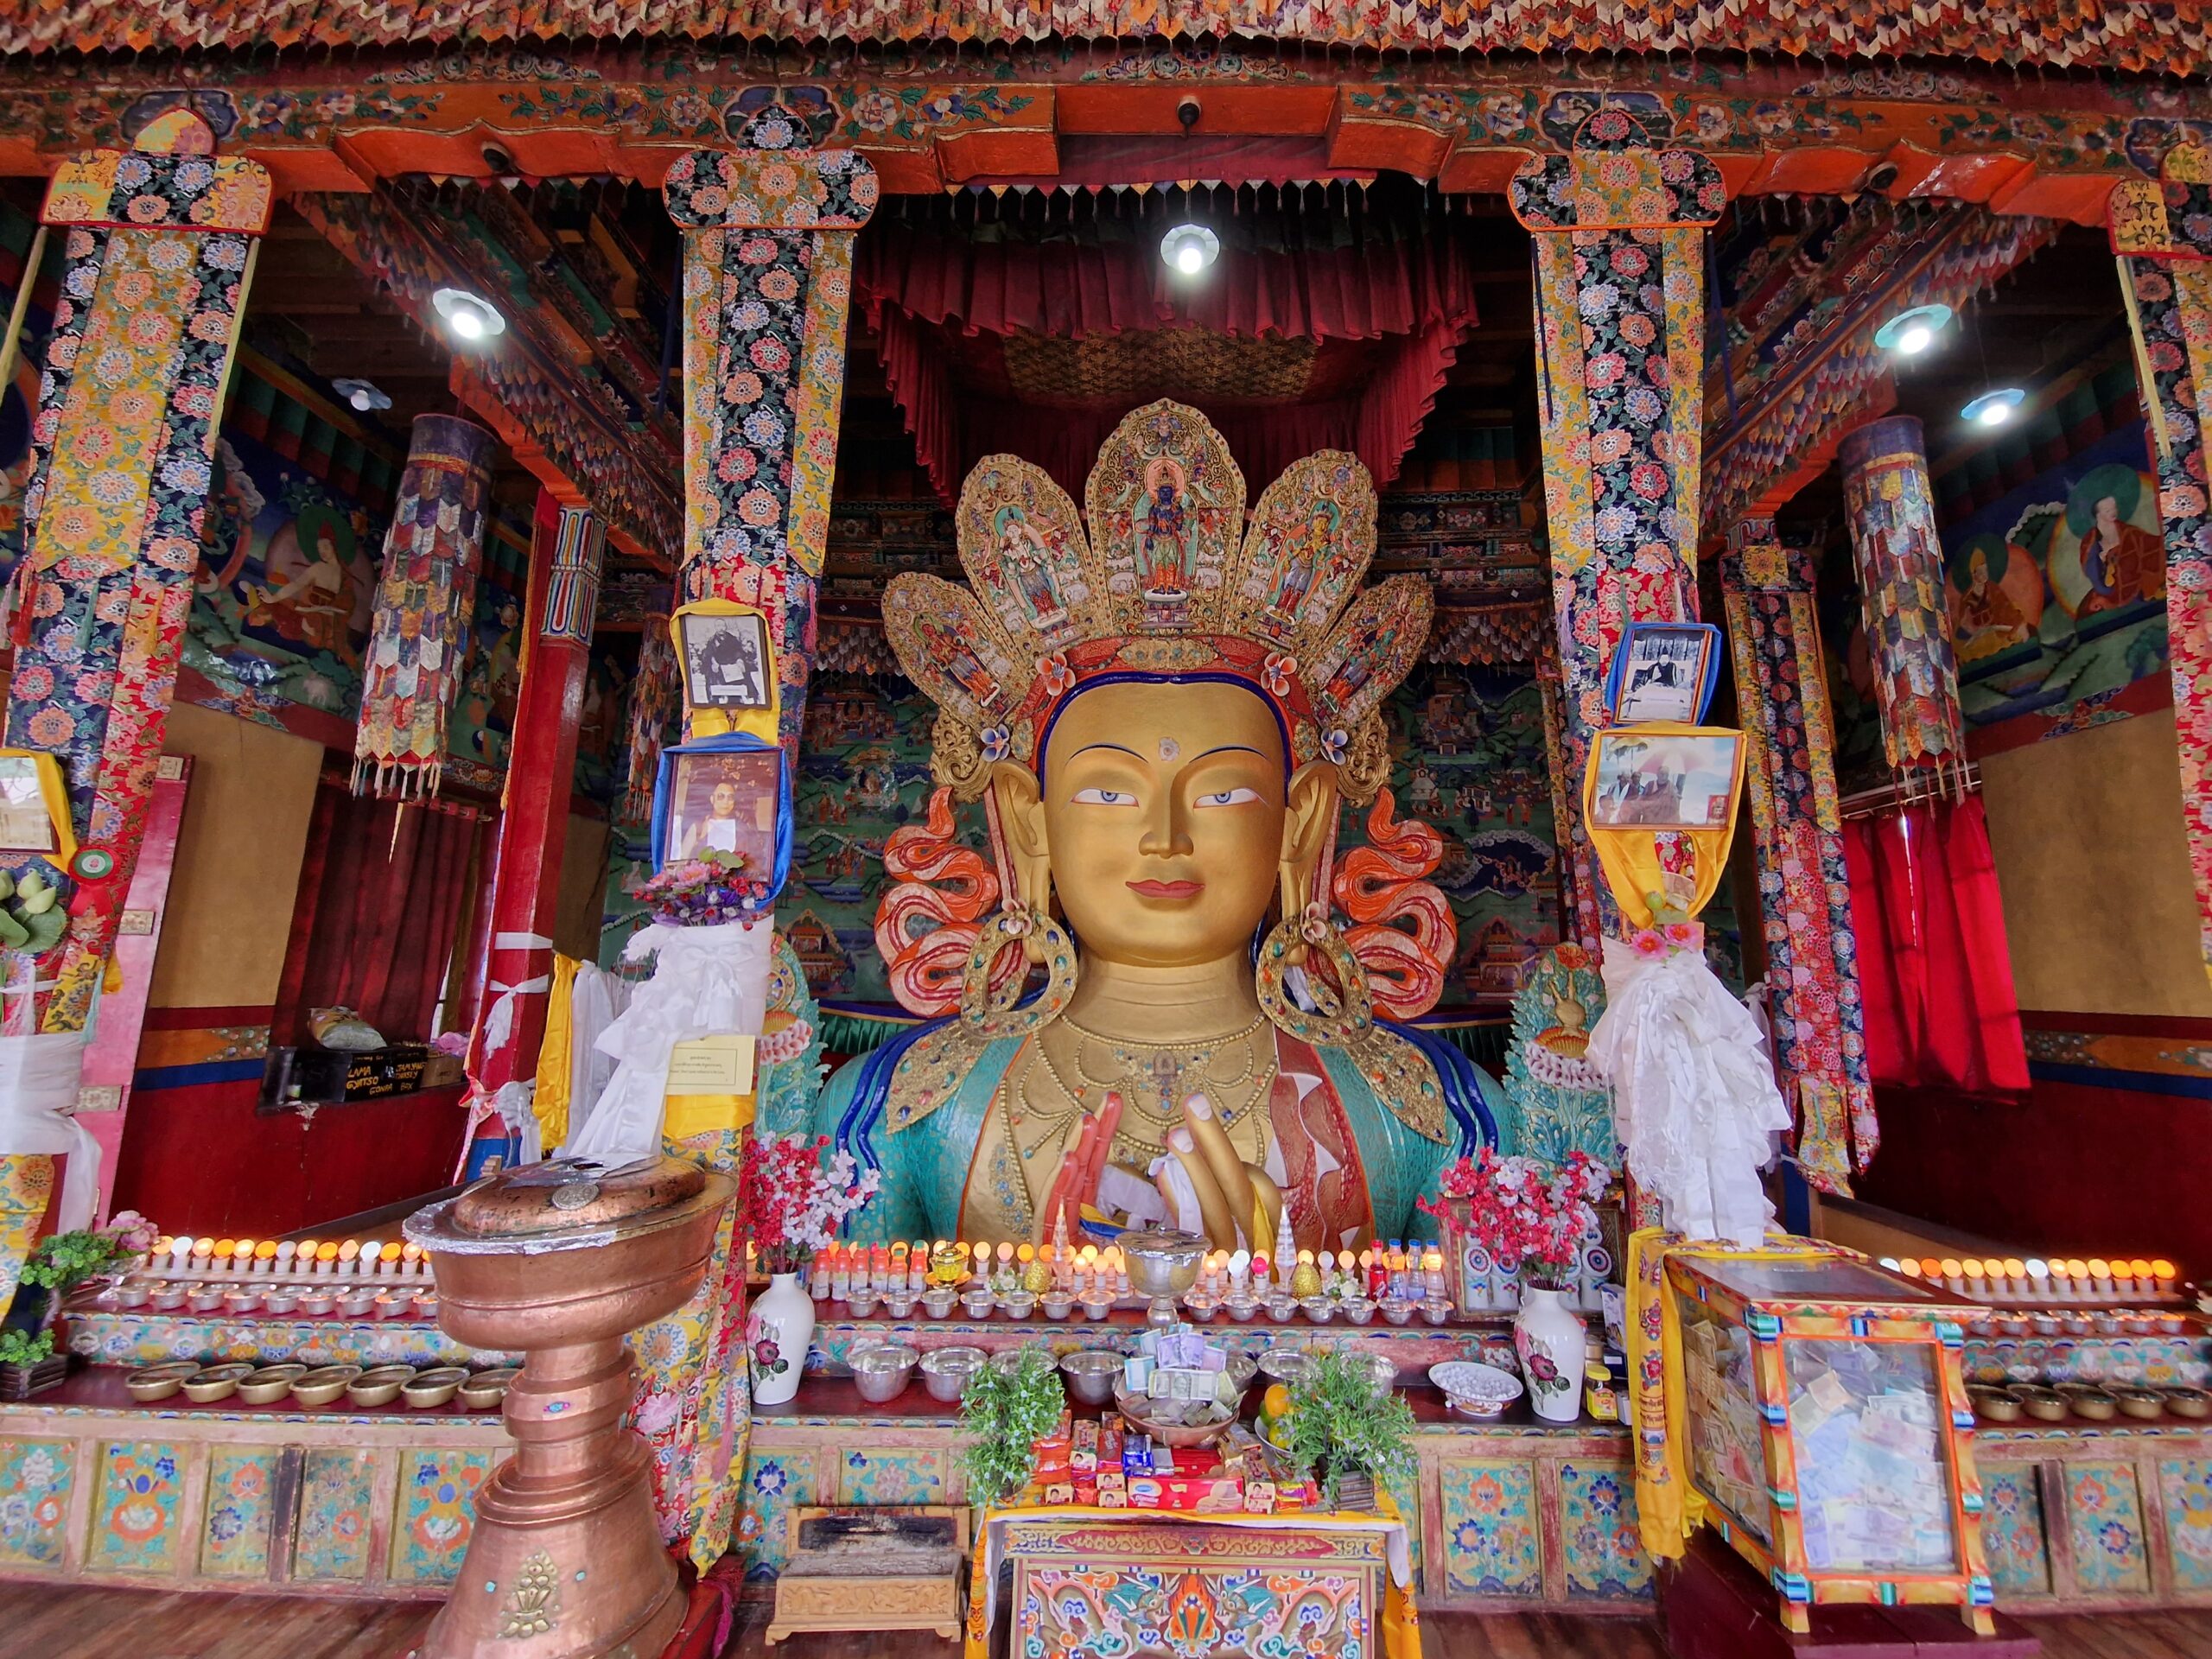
1835, 415, 1967, 773
3, 111, 270, 1034
1720, 519, 1877, 1190
0, 112, 267, 1309
635, 103, 875, 1572
1509, 107, 1726, 947
661, 101, 877, 752
468, 493, 604, 1096
2110, 143, 2212, 985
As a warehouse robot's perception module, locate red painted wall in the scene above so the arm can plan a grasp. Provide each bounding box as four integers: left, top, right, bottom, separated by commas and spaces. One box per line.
107, 1081, 467, 1236
1854, 1078, 2212, 1280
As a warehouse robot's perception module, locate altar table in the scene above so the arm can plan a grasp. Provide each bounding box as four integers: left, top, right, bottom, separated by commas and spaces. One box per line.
965, 1502, 1420, 1659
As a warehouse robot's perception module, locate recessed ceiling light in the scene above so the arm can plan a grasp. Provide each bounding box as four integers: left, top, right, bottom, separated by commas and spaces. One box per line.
1160, 223, 1220, 277
332, 378, 390, 413
432, 286, 505, 345
1873, 302, 1953, 357
1961, 387, 2026, 427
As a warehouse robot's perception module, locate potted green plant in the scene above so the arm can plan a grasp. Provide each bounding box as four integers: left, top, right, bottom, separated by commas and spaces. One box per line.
1283, 1346, 1418, 1512
957, 1346, 1065, 1505
1, 1211, 156, 1400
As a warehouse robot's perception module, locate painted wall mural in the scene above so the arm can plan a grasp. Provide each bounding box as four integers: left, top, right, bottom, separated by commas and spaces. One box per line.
188, 421, 389, 734
1942, 423, 2169, 745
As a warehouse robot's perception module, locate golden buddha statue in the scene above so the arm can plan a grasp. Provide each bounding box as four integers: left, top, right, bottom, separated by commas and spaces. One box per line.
815, 403, 1497, 1252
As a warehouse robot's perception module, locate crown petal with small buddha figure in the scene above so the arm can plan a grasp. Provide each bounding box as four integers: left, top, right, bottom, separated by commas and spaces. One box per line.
874, 402, 1453, 1022
880, 400, 1432, 798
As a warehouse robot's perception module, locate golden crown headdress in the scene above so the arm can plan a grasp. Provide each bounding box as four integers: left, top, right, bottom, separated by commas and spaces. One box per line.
882, 401, 1431, 804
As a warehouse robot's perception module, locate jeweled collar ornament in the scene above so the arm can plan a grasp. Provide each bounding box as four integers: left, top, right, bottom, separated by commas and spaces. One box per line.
881, 399, 1431, 806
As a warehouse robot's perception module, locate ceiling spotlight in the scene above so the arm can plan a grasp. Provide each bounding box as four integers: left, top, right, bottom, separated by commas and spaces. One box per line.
1961, 387, 2026, 427
432, 286, 505, 345
332, 378, 390, 414
1873, 302, 1952, 357
1160, 223, 1220, 278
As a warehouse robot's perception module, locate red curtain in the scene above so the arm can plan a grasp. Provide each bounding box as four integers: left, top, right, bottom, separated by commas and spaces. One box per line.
857, 226, 1480, 502
1843, 796, 2030, 1100
291, 781, 481, 1044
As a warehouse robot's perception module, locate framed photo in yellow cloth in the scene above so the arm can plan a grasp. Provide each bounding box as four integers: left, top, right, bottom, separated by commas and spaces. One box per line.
1581, 723, 1745, 930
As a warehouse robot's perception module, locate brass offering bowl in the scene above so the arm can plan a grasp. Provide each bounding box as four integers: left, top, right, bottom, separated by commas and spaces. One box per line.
183, 1363, 256, 1404
125, 1362, 200, 1402
404, 1154, 735, 1659
1118, 1227, 1208, 1327
237, 1364, 306, 1406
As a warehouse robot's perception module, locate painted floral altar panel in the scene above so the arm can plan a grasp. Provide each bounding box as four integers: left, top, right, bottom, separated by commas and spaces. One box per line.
1008, 1519, 1385, 1659
2064, 1459, 2151, 1595
1977, 1463, 2051, 1598
1434, 1459, 1542, 1597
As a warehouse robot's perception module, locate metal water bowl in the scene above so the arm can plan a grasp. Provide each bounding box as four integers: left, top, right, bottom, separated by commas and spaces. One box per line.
1118, 1227, 1208, 1326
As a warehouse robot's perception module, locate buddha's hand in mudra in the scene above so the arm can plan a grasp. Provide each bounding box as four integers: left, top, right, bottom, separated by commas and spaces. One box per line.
1039, 1089, 1282, 1252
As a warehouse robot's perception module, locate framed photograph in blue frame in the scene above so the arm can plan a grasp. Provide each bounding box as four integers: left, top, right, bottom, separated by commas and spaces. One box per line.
649, 734, 795, 906
1605, 621, 1721, 725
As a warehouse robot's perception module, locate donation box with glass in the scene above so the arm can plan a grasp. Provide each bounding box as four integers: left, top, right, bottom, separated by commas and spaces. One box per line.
1666, 1252, 1993, 1634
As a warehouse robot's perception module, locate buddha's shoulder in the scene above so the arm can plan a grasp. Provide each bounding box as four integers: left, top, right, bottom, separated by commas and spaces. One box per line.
1313, 1021, 1459, 1145
866, 1022, 1020, 1135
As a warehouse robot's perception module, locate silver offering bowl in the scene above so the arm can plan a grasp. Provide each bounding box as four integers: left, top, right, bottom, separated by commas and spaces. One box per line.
1119, 1226, 1209, 1326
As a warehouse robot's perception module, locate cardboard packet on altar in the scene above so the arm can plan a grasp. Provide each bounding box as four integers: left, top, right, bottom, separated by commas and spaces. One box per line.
1095, 1469, 1126, 1497
1128, 1477, 1164, 1509
1074, 1420, 1101, 1452
1071, 1447, 1098, 1477
1163, 1477, 1247, 1513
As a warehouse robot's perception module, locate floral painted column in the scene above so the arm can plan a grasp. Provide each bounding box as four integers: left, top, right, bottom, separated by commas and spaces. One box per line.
1509, 108, 1725, 946
2111, 143, 2212, 984
662, 101, 878, 755
1720, 519, 1876, 1190
0, 110, 268, 1306
638, 103, 875, 1570
1835, 416, 1967, 773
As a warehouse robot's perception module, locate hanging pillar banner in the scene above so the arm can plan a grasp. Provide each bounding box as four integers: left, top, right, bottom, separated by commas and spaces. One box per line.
351, 414, 498, 801
1721, 520, 1876, 1191
1510, 109, 1724, 947
663, 104, 878, 754
642, 103, 874, 1572
2111, 143, 2212, 986
1836, 416, 1966, 773
3, 109, 270, 1034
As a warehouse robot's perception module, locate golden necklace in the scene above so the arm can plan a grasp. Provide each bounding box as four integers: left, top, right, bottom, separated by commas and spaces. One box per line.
1027, 1017, 1276, 1159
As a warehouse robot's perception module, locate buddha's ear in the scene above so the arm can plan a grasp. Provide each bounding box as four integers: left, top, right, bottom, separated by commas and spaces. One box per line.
988, 760, 1052, 913
1278, 760, 1340, 918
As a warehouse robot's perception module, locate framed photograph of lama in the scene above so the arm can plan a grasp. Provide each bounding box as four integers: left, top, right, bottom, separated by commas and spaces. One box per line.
1605, 621, 1720, 725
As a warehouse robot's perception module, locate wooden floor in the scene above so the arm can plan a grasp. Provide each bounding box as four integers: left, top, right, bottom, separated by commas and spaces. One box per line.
0, 1585, 2203, 1659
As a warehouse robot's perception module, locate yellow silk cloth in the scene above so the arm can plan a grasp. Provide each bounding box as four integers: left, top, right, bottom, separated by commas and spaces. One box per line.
0, 1154, 53, 1310
1626, 1227, 1847, 1561
964, 1495, 1421, 1659
1580, 721, 1745, 930
530, 953, 581, 1148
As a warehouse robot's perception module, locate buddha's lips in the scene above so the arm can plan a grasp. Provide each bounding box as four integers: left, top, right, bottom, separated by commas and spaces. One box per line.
1128, 879, 1205, 899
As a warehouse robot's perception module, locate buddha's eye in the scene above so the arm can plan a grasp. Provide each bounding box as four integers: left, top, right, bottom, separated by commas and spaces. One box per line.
1071, 787, 1137, 806
1193, 787, 1261, 808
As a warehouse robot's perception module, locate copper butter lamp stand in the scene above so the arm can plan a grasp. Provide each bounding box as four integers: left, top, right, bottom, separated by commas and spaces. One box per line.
404, 1156, 737, 1659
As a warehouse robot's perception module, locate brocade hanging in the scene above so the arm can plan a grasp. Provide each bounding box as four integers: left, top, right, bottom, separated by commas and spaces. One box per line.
351, 414, 497, 799
1721, 527, 1876, 1187
2112, 143, 2212, 986
623, 620, 678, 826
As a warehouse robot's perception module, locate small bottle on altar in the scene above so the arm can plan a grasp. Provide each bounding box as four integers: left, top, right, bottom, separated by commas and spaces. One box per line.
830, 1245, 855, 1302
911, 1242, 931, 1294
1423, 1247, 1447, 1300
869, 1244, 890, 1294
808, 1249, 832, 1300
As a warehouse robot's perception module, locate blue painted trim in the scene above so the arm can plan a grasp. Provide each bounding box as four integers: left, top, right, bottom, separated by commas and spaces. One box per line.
1389, 1018, 1499, 1156
132, 1058, 267, 1091
2027, 1060, 2212, 1100
832, 1018, 945, 1176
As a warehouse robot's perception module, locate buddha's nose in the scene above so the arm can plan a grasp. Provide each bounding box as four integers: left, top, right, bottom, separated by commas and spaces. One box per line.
1138, 797, 1194, 858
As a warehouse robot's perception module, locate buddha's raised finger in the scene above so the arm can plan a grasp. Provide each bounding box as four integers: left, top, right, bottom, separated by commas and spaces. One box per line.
1181, 1093, 1257, 1246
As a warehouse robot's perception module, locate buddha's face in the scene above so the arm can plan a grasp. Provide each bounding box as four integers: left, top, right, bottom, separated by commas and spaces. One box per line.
995, 678, 1335, 968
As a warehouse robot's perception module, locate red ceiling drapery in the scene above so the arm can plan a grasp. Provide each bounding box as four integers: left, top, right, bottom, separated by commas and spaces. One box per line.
855, 224, 1480, 502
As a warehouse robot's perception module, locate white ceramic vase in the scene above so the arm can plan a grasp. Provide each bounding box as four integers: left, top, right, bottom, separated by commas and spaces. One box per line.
747, 1272, 814, 1406
1513, 1285, 1587, 1423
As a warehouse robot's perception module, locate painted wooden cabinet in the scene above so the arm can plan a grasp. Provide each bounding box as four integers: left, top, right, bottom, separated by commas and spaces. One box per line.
1973, 1423, 2212, 1609
0, 1395, 508, 1597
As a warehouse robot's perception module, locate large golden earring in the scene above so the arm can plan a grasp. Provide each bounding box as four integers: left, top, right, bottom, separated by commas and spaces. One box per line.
961, 903, 1077, 1039
1255, 905, 1371, 1048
